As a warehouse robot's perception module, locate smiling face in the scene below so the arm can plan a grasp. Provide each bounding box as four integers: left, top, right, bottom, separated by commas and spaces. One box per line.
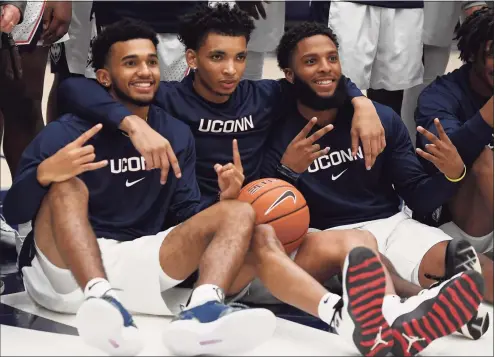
286, 34, 342, 97
96, 38, 160, 107
186, 32, 248, 103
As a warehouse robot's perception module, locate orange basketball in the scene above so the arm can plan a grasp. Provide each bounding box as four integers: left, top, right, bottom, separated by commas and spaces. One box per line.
238, 178, 310, 254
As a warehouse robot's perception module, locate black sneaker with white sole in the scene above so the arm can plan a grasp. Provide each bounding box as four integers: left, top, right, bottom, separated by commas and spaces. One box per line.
329, 247, 393, 357
390, 270, 484, 357
427, 239, 489, 340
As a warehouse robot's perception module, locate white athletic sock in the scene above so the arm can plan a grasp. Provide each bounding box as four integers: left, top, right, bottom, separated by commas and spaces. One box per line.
185, 284, 224, 310
84, 278, 116, 299
382, 294, 401, 325
317, 292, 341, 325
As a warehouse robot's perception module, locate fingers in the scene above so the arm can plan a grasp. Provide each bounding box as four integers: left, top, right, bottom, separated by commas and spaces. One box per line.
41, 7, 54, 42
167, 145, 182, 179
309, 147, 330, 161
294, 117, 317, 142
81, 160, 108, 172
306, 124, 333, 144
232, 139, 243, 172
143, 152, 155, 170
73, 153, 96, 165
76, 145, 95, 157
433, 118, 451, 143
362, 137, 372, 170
370, 137, 380, 168
380, 133, 386, 153
351, 128, 359, 157
417, 126, 441, 146
159, 153, 171, 185
424, 143, 444, 159
72, 124, 103, 147
416, 148, 438, 165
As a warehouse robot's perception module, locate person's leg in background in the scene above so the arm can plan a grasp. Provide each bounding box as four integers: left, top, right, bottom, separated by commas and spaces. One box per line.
401, 45, 452, 143
242, 1, 285, 81
0, 44, 47, 179
368, 7, 424, 116
47, 1, 94, 122
242, 50, 265, 80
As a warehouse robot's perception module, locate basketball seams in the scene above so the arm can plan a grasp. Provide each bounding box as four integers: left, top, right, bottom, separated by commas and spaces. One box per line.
249, 185, 296, 205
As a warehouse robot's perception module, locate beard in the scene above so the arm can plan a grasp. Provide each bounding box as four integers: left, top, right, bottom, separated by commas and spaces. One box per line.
292, 74, 348, 111
112, 82, 155, 107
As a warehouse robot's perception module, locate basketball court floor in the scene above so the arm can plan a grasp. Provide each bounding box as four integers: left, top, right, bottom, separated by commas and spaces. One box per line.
1, 52, 494, 356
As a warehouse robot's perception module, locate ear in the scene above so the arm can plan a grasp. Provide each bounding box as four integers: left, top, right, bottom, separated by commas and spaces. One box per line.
96, 69, 111, 88
185, 49, 198, 70
283, 68, 295, 84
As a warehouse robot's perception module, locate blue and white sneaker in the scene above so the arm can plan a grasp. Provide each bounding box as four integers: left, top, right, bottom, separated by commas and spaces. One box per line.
76, 293, 143, 356
162, 300, 276, 355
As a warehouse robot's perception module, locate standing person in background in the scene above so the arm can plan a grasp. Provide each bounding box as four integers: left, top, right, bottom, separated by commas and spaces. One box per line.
47, 0, 93, 122
0, 1, 71, 247
401, 1, 487, 143
240, 1, 285, 80
327, 1, 424, 116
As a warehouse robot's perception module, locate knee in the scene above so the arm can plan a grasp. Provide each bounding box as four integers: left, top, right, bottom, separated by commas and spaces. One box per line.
219, 200, 256, 224
251, 224, 284, 255
471, 148, 494, 178
47, 177, 89, 203
343, 230, 378, 251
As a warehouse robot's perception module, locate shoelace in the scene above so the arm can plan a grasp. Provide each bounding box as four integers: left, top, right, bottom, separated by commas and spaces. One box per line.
178, 300, 249, 313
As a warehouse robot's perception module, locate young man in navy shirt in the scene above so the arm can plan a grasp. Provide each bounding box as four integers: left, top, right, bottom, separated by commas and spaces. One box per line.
415, 8, 494, 259
56, 3, 387, 209
3, 20, 278, 357
258, 22, 487, 355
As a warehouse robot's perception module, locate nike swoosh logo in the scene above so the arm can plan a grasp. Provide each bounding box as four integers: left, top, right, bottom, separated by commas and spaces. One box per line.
125, 177, 145, 187
264, 190, 297, 216
331, 169, 348, 181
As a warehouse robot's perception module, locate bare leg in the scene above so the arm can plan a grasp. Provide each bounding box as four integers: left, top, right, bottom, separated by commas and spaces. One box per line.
158, 200, 256, 293
294, 230, 397, 296
0, 46, 47, 178
418, 241, 493, 303
380, 254, 422, 298
449, 148, 494, 237
34, 177, 106, 288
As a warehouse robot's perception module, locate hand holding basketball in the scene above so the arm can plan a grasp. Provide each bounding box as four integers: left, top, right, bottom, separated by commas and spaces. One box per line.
281, 117, 333, 173
416, 119, 465, 179
215, 139, 245, 200
37, 124, 109, 187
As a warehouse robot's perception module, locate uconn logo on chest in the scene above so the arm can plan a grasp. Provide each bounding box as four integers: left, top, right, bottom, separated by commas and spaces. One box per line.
308, 147, 363, 173
198, 115, 254, 133
110, 156, 146, 174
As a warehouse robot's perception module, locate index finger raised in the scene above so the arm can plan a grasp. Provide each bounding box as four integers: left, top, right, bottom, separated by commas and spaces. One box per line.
306, 124, 333, 144
232, 139, 243, 172
73, 124, 103, 147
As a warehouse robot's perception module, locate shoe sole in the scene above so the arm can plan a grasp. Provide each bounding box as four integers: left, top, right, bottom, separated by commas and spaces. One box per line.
162, 308, 276, 356
459, 310, 490, 340
76, 298, 143, 356
344, 247, 393, 357
392, 270, 484, 357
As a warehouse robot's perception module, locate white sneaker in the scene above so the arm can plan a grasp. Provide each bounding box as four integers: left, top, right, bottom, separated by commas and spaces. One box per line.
0, 214, 17, 248
76, 293, 143, 356
329, 247, 393, 357
387, 271, 484, 356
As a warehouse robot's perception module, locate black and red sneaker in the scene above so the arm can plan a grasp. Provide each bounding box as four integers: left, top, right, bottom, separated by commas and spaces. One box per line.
329, 247, 393, 357
390, 270, 484, 356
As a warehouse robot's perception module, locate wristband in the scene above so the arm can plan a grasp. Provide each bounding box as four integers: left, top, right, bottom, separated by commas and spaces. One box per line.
445, 165, 467, 183
276, 163, 301, 185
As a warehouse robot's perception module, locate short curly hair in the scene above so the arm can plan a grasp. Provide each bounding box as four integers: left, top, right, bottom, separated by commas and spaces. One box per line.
178, 3, 255, 51
276, 22, 339, 70
455, 7, 493, 63
91, 18, 158, 71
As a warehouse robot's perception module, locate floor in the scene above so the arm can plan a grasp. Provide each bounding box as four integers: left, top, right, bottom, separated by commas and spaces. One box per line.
1, 50, 494, 356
